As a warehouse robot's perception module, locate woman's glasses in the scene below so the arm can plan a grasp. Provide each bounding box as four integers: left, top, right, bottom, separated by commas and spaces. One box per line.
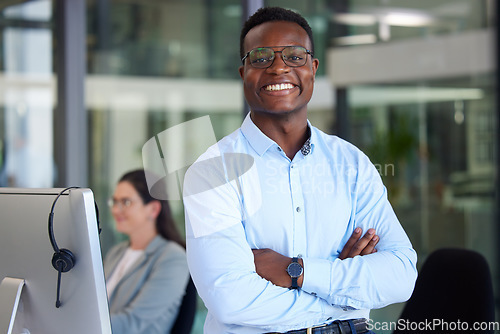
241, 46, 313, 69
107, 198, 134, 209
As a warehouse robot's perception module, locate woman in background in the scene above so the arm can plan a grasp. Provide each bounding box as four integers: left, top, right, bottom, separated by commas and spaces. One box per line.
104, 169, 189, 334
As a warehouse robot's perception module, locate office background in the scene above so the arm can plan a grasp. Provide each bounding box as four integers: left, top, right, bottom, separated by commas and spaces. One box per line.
0, 0, 497, 333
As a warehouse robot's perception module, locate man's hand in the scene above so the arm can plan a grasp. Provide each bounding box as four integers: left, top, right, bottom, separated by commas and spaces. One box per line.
252, 249, 302, 288
339, 227, 379, 260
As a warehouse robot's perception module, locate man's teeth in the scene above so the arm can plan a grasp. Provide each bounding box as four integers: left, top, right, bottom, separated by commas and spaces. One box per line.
265, 83, 295, 91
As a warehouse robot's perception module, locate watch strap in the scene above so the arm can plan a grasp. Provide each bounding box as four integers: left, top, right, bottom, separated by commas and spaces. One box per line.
291, 276, 298, 289
290, 257, 300, 289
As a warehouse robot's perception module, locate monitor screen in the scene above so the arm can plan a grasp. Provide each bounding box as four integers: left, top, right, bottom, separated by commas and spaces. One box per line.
0, 188, 111, 334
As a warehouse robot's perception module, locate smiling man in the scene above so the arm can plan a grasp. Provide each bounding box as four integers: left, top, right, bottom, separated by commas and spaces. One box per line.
183, 7, 417, 334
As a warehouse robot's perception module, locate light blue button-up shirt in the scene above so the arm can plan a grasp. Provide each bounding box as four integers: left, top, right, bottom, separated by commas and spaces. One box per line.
183, 114, 417, 334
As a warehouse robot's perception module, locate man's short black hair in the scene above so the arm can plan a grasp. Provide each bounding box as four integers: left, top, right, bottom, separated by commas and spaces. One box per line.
240, 7, 315, 60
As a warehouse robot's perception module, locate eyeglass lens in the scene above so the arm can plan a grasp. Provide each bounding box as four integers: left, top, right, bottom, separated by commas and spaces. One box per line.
248, 46, 309, 68
108, 198, 133, 208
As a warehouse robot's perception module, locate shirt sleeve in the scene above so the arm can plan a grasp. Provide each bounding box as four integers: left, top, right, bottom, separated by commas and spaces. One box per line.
183, 158, 331, 332
300, 154, 418, 310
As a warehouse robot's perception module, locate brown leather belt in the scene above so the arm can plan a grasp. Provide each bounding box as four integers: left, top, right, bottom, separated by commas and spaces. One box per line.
266, 318, 368, 334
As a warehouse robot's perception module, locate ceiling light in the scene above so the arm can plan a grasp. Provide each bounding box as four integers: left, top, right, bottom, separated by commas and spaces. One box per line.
349, 87, 484, 107
333, 13, 377, 26
333, 34, 377, 46
382, 12, 434, 27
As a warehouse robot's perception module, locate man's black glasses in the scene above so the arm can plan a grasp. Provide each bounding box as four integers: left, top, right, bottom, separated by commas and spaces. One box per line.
241, 46, 313, 69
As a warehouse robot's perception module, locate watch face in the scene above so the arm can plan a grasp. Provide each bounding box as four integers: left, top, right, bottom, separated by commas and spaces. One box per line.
287, 262, 303, 278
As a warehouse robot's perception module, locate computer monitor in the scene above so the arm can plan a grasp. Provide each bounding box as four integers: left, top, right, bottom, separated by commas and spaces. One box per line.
0, 188, 111, 334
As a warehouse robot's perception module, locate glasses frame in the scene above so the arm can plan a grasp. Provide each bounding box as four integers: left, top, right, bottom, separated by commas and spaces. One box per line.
241, 46, 313, 69
107, 197, 135, 209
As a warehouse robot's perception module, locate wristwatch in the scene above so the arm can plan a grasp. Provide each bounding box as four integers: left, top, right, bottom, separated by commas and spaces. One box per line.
286, 257, 303, 289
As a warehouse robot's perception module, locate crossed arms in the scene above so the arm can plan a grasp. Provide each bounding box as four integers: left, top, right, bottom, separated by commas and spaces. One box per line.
252, 227, 379, 289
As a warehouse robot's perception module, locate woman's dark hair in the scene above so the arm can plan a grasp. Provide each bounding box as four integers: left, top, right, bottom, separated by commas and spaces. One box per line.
240, 7, 315, 59
119, 169, 185, 248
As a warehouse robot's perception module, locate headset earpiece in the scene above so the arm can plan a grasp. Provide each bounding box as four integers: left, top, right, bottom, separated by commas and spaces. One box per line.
52, 248, 75, 273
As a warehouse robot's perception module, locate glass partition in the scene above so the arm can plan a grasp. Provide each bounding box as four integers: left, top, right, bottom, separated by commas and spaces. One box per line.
347, 77, 496, 327
0, 0, 54, 188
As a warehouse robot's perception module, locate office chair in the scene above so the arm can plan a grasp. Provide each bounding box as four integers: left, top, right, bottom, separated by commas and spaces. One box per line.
394, 248, 495, 334
171, 276, 197, 334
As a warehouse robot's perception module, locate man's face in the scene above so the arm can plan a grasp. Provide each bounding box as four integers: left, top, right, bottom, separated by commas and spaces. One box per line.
239, 21, 319, 117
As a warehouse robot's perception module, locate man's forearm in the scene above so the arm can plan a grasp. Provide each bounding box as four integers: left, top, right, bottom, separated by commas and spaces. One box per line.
252, 228, 378, 289
252, 248, 304, 288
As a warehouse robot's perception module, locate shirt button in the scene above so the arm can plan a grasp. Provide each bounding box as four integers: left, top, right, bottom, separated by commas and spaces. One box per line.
277, 147, 282, 151
296, 207, 301, 212
311, 292, 317, 296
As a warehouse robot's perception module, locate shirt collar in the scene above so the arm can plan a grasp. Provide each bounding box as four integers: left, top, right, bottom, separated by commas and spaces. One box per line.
240, 113, 315, 157
295, 123, 315, 158
240, 113, 275, 156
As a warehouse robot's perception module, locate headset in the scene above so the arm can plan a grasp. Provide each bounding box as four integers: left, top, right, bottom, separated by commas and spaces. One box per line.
47, 186, 101, 308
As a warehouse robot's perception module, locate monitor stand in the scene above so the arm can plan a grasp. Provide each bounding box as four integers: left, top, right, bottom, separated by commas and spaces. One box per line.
0, 277, 25, 334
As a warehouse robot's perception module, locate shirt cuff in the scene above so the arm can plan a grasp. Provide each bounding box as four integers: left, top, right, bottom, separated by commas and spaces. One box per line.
301, 257, 332, 298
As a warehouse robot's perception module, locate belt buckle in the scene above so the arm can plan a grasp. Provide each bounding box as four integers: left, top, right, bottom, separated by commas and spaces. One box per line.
306, 322, 328, 334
